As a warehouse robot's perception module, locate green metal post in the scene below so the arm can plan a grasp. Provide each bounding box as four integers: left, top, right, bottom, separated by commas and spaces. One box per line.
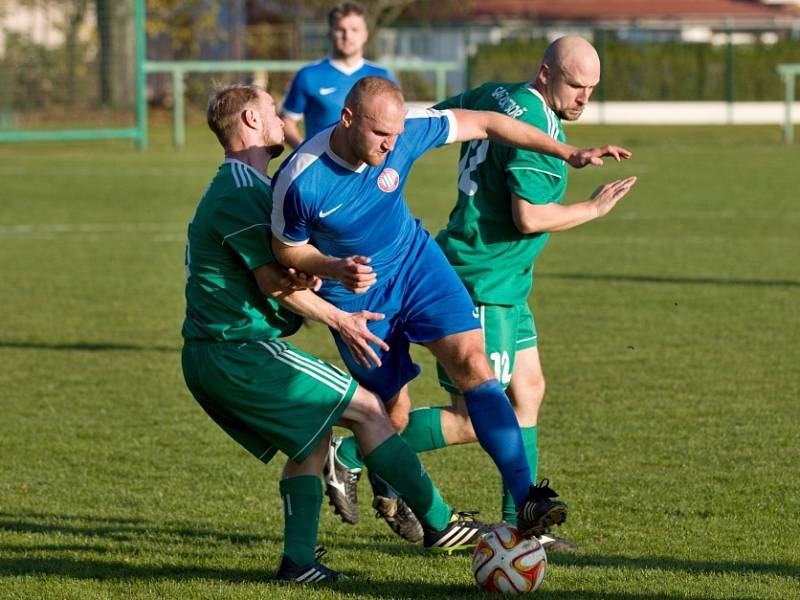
435, 66, 446, 102
172, 69, 185, 148
595, 28, 606, 124
784, 73, 795, 144
134, 0, 147, 150
725, 29, 734, 124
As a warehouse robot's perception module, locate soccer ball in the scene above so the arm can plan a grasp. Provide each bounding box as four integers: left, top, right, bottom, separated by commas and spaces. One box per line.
472, 525, 547, 594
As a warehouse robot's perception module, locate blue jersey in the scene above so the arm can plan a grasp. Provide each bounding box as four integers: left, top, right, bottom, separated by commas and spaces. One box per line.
271, 107, 458, 305
281, 57, 396, 139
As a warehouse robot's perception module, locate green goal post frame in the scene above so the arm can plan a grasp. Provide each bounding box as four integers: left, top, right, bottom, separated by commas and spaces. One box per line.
0, 0, 457, 150
777, 64, 800, 144
0, 0, 148, 149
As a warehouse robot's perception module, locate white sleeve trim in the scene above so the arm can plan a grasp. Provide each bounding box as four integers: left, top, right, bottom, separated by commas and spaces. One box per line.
272, 231, 310, 247
442, 109, 458, 144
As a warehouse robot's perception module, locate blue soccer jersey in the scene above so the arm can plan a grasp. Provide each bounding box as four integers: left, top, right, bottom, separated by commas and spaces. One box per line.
281, 58, 396, 139
271, 107, 458, 305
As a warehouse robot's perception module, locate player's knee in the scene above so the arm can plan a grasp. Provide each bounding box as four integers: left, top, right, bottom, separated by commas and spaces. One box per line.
388, 407, 409, 432
342, 387, 388, 426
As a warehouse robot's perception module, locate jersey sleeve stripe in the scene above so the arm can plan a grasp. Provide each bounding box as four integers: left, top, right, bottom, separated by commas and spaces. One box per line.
506, 166, 562, 179
271, 135, 329, 242
281, 109, 303, 120
221, 222, 270, 245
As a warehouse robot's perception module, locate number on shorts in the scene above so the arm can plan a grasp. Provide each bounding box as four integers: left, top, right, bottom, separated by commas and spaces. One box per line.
489, 351, 512, 385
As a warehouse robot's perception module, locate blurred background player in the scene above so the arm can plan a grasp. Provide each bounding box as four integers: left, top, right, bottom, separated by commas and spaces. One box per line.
182, 83, 495, 582
280, 2, 396, 148
430, 36, 637, 550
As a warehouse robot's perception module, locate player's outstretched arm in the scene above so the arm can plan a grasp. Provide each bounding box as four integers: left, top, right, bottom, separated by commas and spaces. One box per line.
271, 237, 377, 293
451, 109, 633, 169
451, 108, 577, 161
567, 145, 632, 168
253, 262, 389, 367
512, 176, 637, 234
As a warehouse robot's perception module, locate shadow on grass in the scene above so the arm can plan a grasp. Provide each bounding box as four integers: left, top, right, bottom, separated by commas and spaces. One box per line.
542, 272, 800, 288
0, 556, 775, 600
0, 340, 179, 353
0, 511, 794, 598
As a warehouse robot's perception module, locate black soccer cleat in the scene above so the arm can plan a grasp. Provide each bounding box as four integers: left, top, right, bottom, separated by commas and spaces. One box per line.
323, 436, 361, 524
373, 495, 424, 543
516, 478, 568, 538
423, 510, 490, 555
538, 531, 579, 553
275, 547, 347, 583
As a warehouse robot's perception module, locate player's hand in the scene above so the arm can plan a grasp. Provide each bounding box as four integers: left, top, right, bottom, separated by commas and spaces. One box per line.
332, 255, 377, 293
280, 267, 322, 291
588, 176, 638, 217
568, 145, 633, 168
334, 310, 390, 368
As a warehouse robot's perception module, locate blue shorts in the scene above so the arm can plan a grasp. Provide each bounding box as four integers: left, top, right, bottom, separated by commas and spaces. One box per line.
330, 229, 479, 402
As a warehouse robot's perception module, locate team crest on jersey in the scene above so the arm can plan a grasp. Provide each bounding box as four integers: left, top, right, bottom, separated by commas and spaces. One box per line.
377, 168, 400, 193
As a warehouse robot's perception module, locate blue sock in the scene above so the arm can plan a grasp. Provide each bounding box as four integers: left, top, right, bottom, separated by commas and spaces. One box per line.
463, 379, 531, 508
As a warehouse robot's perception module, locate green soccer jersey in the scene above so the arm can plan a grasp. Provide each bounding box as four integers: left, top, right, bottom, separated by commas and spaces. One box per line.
182, 158, 301, 342
435, 82, 568, 305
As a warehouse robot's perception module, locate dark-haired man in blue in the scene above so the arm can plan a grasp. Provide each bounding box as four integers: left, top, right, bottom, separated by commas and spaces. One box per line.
271, 76, 629, 540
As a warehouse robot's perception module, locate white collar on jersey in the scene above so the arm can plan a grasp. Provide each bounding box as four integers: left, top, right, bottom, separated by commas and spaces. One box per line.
323, 127, 367, 173
327, 56, 366, 76
223, 158, 272, 185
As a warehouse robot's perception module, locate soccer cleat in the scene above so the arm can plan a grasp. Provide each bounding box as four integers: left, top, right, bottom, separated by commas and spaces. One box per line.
516, 478, 568, 538
423, 510, 491, 555
538, 531, 579, 553
373, 495, 424, 543
275, 547, 347, 583
323, 436, 361, 524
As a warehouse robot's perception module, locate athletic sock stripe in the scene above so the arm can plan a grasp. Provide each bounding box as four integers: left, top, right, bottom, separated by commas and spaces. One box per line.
284, 349, 351, 386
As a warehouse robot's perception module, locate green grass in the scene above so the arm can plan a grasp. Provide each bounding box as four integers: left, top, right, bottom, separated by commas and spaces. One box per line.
1, 123, 798, 599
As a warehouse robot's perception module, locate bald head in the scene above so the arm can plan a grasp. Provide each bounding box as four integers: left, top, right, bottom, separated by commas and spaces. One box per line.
344, 76, 404, 115
535, 36, 600, 121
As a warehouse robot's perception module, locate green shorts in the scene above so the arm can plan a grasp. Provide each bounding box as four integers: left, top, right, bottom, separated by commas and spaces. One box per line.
437, 303, 537, 394
182, 339, 357, 465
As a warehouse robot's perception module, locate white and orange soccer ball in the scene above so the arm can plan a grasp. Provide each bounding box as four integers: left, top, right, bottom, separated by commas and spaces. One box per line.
472, 525, 547, 594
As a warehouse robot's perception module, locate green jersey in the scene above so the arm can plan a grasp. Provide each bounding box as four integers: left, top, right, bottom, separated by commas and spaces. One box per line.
182, 158, 301, 343
435, 82, 568, 305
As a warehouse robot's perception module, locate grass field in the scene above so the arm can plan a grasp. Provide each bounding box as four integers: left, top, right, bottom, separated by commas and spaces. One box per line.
1, 123, 798, 600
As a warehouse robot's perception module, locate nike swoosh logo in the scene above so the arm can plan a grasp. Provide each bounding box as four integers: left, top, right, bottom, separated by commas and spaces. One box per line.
319, 87, 337, 96
319, 204, 343, 218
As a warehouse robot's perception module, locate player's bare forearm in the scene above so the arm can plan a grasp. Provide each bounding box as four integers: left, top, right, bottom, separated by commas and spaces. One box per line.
271, 238, 377, 293
451, 109, 574, 161
253, 263, 387, 367
512, 176, 637, 234
271, 238, 337, 278
512, 198, 597, 234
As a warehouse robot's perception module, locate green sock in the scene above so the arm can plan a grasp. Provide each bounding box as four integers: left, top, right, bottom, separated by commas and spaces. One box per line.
336, 436, 364, 470
280, 475, 322, 566
363, 433, 452, 531
501, 425, 538, 525
337, 407, 446, 470
401, 407, 448, 453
